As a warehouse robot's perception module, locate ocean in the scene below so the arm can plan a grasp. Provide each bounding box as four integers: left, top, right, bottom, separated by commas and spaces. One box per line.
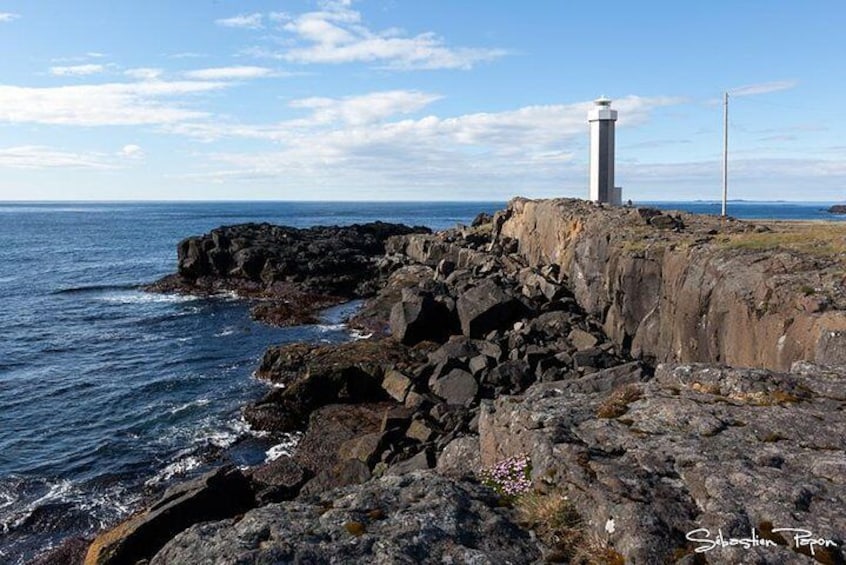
0, 200, 841, 563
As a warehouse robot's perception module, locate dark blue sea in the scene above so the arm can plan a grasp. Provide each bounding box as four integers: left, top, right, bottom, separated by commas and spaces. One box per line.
0, 200, 841, 563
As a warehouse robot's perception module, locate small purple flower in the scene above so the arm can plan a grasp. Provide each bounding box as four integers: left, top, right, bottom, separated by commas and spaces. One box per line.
479, 454, 532, 500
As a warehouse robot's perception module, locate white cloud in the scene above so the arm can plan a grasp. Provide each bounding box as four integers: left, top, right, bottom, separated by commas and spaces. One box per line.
183, 66, 275, 80
246, 4, 506, 70
170, 94, 683, 197
125, 68, 163, 80
289, 90, 443, 125
216, 13, 263, 29
0, 80, 228, 126
49, 64, 106, 77
119, 144, 144, 159
0, 146, 113, 170
729, 80, 798, 97
0, 12, 19, 23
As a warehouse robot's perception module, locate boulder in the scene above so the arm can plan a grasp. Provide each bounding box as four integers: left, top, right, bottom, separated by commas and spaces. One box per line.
385, 449, 435, 475
381, 369, 413, 403
568, 328, 599, 350
431, 369, 478, 405
249, 456, 311, 504
405, 419, 436, 444
84, 466, 254, 565
293, 403, 389, 476
456, 279, 521, 337
298, 459, 372, 496
247, 339, 423, 432
436, 436, 481, 478
389, 289, 451, 345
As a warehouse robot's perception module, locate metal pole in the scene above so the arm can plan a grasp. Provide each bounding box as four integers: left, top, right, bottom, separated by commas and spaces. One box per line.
722, 92, 729, 217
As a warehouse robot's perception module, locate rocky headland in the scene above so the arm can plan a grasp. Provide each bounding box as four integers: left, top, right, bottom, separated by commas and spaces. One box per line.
54, 199, 845, 565
829, 205, 846, 215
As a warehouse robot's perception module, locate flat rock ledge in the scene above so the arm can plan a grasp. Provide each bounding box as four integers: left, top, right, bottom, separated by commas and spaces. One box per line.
479, 362, 846, 564
151, 471, 540, 565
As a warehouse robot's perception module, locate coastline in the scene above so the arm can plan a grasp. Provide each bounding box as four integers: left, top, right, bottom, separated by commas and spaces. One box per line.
29, 198, 846, 564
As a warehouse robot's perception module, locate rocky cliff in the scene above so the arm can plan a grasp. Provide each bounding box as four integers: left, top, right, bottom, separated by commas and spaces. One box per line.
497, 198, 846, 371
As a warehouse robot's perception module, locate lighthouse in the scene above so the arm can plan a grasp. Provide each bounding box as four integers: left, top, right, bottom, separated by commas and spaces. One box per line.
588, 97, 622, 205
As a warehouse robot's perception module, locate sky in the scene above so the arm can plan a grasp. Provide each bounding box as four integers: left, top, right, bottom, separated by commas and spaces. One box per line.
0, 0, 844, 202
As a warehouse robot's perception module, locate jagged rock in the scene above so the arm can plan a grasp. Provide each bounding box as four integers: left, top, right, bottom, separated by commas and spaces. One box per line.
385, 450, 435, 475
380, 406, 415, 436
484, 360, 531, 394
389, 289, 451, 345
479, 363, 846, 564
471, 212, 493, 227
572, 346, 615, 369
431, 369, 478, 405
299, 459, 371, 497
85, 466, 254, 565
147, 222, 431, 325
381, 369, 413, 402
249, 456, 311, 504
247, 339, 424, 432
468, 354, 491, 376
436, 436, 481, 479
350, 264, 435, 335
294, 403, 390, 487
338, 432, 388, 467
568, 328, 598, 350
427, 335, 480, 365
828, 204, 846, 214
30, 537, 89, 565
435, 258, 456, 280
456, 278, 521, 337
405, 419, 436, 444
151, 472, 541, 565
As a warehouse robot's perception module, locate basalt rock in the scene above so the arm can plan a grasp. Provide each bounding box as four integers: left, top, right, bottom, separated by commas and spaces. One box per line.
248, 338, 429, 432
150, 472, 541, 564
146, 222, 430, 325
498, 197, 846, 370
456, 278, 522, 338
248, 456, 312, 505
478, 362, 846, 563
84, 465, 254, 565
389, 288, 453, 345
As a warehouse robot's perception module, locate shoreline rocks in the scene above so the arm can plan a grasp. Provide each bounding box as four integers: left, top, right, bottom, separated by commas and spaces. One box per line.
144, 221, 430, 326
79, 199, 846, 564
828, 204, 846, 214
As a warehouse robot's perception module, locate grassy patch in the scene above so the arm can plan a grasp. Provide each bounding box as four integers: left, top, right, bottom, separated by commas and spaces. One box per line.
597, 384, 643, 418
515, 491, 624, 564
717, 223, 846, 258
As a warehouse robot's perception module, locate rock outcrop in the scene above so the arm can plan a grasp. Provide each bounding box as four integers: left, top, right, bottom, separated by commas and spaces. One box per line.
828, 205, 846, 215
84, 466, 254, 565
145, 221, 429, 325
478, 362, 846, 564
151, 472, 541, 565
497, 198, 846, 370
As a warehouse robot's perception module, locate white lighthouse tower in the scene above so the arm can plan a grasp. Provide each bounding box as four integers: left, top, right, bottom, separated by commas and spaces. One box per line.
588, 96, 621, 205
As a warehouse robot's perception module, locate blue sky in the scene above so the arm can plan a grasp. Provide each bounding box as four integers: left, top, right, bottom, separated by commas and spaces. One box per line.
0, 0, 843, 201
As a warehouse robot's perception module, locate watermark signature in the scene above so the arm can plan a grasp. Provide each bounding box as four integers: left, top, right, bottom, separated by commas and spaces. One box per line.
686, 527, 839, 557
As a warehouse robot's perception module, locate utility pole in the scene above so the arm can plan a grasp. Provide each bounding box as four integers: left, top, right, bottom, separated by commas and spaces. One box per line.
722, 91, 729, 217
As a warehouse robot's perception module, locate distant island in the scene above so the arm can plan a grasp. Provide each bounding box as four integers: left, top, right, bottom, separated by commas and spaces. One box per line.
829, 204, 846, 214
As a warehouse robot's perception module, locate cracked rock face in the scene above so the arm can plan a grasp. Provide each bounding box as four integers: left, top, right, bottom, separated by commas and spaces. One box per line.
479, 363, 846, 564
151, 471, 540, 565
